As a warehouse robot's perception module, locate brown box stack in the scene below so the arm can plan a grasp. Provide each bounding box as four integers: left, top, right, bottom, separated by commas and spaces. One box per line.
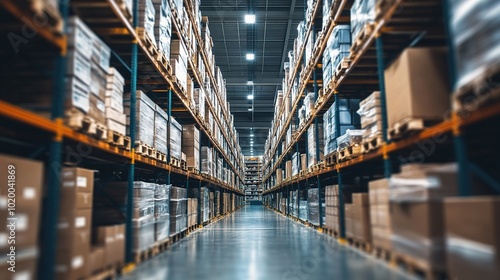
384, 48, 449, 130
390, 163, 458, 272
286, 160, 292, 179
187, 198, 198, 227
444, 197, 500, 280
0, 154, 43, 280
325, 185, 339, 232
369, 178, 392, 251
92, 224, 125, 273
56, 167, 94, 280
352, 193, 371, 242
276, 169, 283, 184
182, 125, 200, 169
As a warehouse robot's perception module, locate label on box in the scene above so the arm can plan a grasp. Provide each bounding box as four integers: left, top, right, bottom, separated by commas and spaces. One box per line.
17, 214, 28, 231
68, 78, 90, 113
75, 217, 86, 228
58, 222, 69, 229
13, 271, 31, 280
0, 196, 6, 209
77, 176, 87, 188
55, 265, 68, 272
72, 256, 84, 269
23, 187, 36, 200
116, 233, 124, 240
105, 236, 115, 243
97, 99, 105, 113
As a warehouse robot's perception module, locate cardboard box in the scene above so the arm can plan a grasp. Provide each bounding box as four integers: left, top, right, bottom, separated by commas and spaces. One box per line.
353, 193, 369, 206
0, 248, 38, 280
384, 48, 449, 129
61, 167, 94, 193
444, 197, 500, 280
87, 246, 105, 275
55, 250, 89, 280
114, 225, 125, 266
57, 229, 91, 256
60, 191, 93, 212
58, 209, 92, 233
0, 207, 39, 252
95, 226, 115, 267
369, 178, 389, 205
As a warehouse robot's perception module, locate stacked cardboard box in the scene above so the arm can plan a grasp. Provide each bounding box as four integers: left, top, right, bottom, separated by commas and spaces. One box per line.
209, 192, 215, 219
92, 224, 125, 273
124, 91, 155, 147
323, 25, 351, 87
325, 185, 339, 232
385, 48, 449, 130
286, 160, 292, 179
170, 39, 188, 91
201, 146, 213, 176
323, 99, 361, 155
56, 168, 94, 279
170, 187, 187, 235
0, 155, 43, 280
276, 168, 283, 184
155, 106, 168, 154
215, 191, 221, 216
131, 182, 156, 252
193, 88, 205, 118
152, 0, 172, 58
390, 163, 458, 272
369, 178, 391, 251
154, 184, 170, 242
182, 125, 200, 169
187, 198, 198, 227
89, 35, 110, 126
105, 68, 126, 135
336, 129, 363, 151
349, 193, 371, 242
170, 116, 183, 159
444, 197, 500, 279
358, 91, 382, 141
350, 0, 376, 41
138, 0, 156, 46
307, 123, 324, 168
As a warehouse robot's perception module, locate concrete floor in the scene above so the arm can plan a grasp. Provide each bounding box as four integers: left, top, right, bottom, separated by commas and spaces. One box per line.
121, 205, 417, 280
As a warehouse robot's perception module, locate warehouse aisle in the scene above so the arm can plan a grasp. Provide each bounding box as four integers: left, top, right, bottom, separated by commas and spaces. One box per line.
121, 205, 416, 280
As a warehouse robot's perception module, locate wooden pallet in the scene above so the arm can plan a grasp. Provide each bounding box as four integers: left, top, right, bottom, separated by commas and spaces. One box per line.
187, 224, 197, 234
133, 246, 156, 264
334, 57, 351, 79
113, 0, 132, 21
135, 141, 155, 157
391, 253, 446, 280
338, 145, 362, 162
137, 28, 159, 59
362, 136, 384, 154
324, 228, 339, 238
29, 0, 64, 34
372, 246, 392, 262
350, 23, 375, 54
388, 117, 441, 140
347, 237, 372, 253
181, 159, 187, 170
65, 111, 107, 140
170, 156, 181, 168
153, 238, 171, 254
156, 52, 172, 75
325, 152, 338, 166
299, 170, 307, 177
187, 167, 200, 174
155, 150, 167, 162
453, 64, 500, 114
106, 130, 131, 150
85, 265, 118, 280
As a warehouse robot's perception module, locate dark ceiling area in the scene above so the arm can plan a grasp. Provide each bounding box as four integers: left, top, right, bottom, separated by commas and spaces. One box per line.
200, 0, 306, 156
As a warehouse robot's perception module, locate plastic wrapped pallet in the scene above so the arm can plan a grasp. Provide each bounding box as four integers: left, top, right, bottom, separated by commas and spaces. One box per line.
323, 99, 361, 155
307, 123, 324, 168
124, 91, 155, 147
182, 125, 200, 169
308, 188, 325, 226
152, 0, 171, 57
154, 105, 168, 154
129, 182, 156, 252
357, 91, 382, 140
299, 200, 308, 221
336, 129, 363, 150
390, 163, 458, 272
292, 152, 300, 176
215, 191, 221, 216
448, 0, 500, 90
154, 184, 170, 242
170, 186, 187, 235
105, 68, 126, 135
350, 0, 376, 41
169, 116, 182, 159
138, 0, 156, 46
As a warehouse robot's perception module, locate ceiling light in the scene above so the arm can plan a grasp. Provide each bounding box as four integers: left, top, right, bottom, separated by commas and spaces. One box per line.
247, 81, 254, 85
250, 134, 254, 137
247, 94, 254, 100
248, 108, 253, 111
245, 14, 256, 24
246, 53, 255, 60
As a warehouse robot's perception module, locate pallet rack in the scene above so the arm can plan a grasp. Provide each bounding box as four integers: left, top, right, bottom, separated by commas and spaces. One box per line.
0, 0, 246, 278
261, 0, 500, 273
244, 156, 263, 202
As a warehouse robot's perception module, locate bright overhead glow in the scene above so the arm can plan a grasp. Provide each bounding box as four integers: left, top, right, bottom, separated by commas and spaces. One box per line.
246, 53, 255, 60
247, 94, 254, 100
250, 134, 254, 137
248, 108, 253, 111
247, 80, 254, 85
245, 14, 256, 24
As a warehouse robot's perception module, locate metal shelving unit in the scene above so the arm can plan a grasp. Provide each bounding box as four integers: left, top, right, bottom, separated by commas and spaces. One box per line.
244, 156, 263, 202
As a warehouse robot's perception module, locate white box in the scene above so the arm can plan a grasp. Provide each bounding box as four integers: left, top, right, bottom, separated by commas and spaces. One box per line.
65, 77, 90, 113
67, 16, 94, 59
105, 96, 123, 113
105, 108, 126, 124
67, 50, 91, 86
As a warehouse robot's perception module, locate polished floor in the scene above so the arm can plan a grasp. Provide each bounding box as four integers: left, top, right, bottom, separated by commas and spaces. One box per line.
121, 205, 417, 280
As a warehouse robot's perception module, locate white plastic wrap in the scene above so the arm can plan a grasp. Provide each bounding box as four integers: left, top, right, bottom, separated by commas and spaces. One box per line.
153, 0, 171, 57
170, 186, 187, 235
138, 0, 156, 47
132, 182, 156, 252
350, 0, 376, 40
169, 116, 182, 159
307, 124, 324, 168
155, 105, 168, 154
336, 129, 363, 150
154, 184, 170, 241
124, 91, 155, 147
201, 146, 212, 175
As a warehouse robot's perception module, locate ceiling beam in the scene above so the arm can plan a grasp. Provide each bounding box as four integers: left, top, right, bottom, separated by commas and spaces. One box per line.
279, 0, 296, 76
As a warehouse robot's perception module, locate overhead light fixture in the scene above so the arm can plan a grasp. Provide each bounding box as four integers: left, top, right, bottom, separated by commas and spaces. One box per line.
250, 134, 254, 137
245, 14, 256, 24
247, 80, 254, 85
247, 94, 254, 100
248, 108, 253, 111
246, 53, 255, 60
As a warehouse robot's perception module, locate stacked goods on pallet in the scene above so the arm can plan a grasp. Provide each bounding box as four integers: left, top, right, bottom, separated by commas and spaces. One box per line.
209, 192, 215, 219
385, 48, 449, 135
280, 198, 287, 214
323, 99, 361, 156
390, 163, 458, 273
325, 185, 338, 231
124, 91, 155, 148
301, 154, 307, 171
323, 25, 351, 87
188, 187, 210, 223
194, 88, 205, 118
155, 106, 168, 156
89, 35, 110, 127
305, 29, 315, 67
292, 152, 300, 176
105, 68, 126, 135
154, 184, 170, 242
304, 92, 315, 118
357, 91, 382, 144
448, 0, 500, 93
56, 168, 94, 279
152, 0, 172, 58
296, 21, 306, 57
286, 160, 292, 179
369, 179, 391, 251
138, 0, 156, 45
170, 116, 183, 160
201, 146, 212, 175
170, 39, 188, 91
322, 0, 331, 29
347, 193, 371, 243
0, 155, 43, 279
65, 17, 104, 126
350, 0, 376, 42
187, 198, 198, 227
92, 224, 125, 273
336, 129, 363, 153
215, 191, 221, 216
276, 168, 283, 184
170, 187, 187, 235
307, 122, 324, 168
182, 125, 200, 169
292, 190, 299, 217
444, 197, 500, 279
299, 198, 308, 221
308, 188, 325, 226
131, 182, 156, 253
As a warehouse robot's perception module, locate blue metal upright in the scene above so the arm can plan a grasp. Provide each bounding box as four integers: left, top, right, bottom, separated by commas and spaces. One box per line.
313, 67, 323, 228
39, 1, 69, 278
375, 36, 392, 178
333, 94, 346, 238
125, 0, 139, 264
